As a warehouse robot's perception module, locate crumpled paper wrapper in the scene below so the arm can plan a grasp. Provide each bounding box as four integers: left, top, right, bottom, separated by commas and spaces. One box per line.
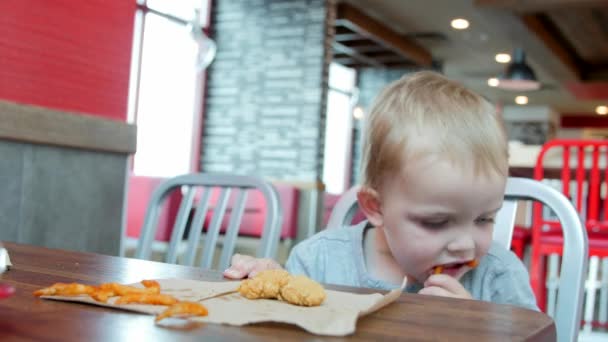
42, 278, 405, 336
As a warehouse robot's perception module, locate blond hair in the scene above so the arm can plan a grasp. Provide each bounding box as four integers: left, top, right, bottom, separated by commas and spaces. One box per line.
361, 70, 508, 190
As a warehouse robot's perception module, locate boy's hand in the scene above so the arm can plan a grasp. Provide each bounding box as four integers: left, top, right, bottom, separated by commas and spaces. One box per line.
418, 274, 473, 299
222, 254, 283, 279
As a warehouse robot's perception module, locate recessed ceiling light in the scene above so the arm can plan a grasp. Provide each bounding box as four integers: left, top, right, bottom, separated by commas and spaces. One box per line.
451, 18, 469, 30
488, 78, 499, 87
515, 96, 528, 105
353, 106, 365, 120
597, 106, 608, 115
495, 53, 511, 63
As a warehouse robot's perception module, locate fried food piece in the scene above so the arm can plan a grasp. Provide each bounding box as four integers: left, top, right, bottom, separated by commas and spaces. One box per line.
237, 269, 291, 299
33, 283, 96, 297
141, 280, 161, 291
155, 301, 208, 322
90, 289, 115, 303
278, 275, 325, 307
98, 280, 160, 296
91, 280, 161, 303
433, 266, 443, 275
115, 293, 178, 306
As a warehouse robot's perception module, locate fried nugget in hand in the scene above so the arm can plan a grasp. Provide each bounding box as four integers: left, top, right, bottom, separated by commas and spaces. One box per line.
237, 269, 291, 299
278, 275, 326, 307
34, 283, 96, 297
155, 301, 208, 322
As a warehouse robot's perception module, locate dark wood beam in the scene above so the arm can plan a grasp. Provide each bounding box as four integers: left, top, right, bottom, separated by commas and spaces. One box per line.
364, 51, 407, 63
334, 27, 364, 42
333, 42, 384, 68
340, 40, 386, 53
475, 0, 607, 13
336, 3, 432, 67
472, 6, 581, 82
585, 66, 608, 81
521, 14, 582, 79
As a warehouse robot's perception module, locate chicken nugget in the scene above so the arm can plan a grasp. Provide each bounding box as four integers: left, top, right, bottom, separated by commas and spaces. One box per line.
278, 275, 325, 307
237, 269, 291, 299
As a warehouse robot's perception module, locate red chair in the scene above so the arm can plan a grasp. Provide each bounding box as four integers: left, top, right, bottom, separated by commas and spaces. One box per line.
511, 225, 532, 260
530, 139, 608, 329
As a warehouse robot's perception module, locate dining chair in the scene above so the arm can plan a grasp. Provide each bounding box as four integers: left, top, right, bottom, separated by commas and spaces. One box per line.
134, 173, 283, 271
530, 140, 608, 334
326, 178, 588, 342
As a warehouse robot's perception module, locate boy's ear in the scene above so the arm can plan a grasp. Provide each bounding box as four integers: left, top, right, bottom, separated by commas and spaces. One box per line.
357, 187, 383, 227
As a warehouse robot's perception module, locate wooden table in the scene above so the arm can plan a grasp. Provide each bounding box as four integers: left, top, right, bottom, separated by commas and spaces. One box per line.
0, 242, 556, 341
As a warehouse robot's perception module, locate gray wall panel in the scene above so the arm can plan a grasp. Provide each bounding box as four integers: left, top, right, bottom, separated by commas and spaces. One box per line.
0, 141, 25, 241
0, 140, 126, 255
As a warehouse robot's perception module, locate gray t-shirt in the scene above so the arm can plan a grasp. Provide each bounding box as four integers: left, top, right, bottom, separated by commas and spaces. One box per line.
285, 221, 539, 311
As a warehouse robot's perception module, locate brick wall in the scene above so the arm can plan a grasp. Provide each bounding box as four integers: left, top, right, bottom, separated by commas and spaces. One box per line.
202, 0, 335, 182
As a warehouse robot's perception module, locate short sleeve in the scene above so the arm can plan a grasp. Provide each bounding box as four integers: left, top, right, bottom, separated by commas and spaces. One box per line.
490, 259, 539, 311
284, 239, 327, 282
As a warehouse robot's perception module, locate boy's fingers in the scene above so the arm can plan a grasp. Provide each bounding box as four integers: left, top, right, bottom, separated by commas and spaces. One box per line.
224, 255, 282, 279
423, 274, 471, 298
223, 261, 256, 279
224, 254, 257, 279
230, 254, 253, 266
418, 286, 453, 298
424, 274, 461, 291
223, 267, 245, 279
249, 259, 282, 278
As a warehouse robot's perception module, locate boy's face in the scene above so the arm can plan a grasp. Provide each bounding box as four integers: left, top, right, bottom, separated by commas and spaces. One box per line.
368, 155, 506, 284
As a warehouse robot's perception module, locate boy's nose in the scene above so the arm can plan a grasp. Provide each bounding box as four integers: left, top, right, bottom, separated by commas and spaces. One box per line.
446, 231, 475, 254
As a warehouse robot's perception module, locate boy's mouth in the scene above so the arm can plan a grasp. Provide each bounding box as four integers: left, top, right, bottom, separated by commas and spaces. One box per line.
431, 259, 478, 277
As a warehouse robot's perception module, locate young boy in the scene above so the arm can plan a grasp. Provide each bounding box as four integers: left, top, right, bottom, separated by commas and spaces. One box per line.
224, 71, 538, 311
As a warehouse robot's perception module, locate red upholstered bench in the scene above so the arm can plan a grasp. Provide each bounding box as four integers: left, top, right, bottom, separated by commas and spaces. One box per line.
199, 183, 300, 240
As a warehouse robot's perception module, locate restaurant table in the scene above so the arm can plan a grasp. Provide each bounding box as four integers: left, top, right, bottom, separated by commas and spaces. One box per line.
0, 242, 556, 341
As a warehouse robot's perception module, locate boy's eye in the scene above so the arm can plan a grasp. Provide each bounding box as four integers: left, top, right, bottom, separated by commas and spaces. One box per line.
476, 217, 495, 225
421, 220, 449, 229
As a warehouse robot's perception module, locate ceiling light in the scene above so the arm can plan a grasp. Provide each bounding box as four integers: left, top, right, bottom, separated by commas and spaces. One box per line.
515, 96, 528, 105
496, 48, 541, 91
451, 18, 469, 30
597, 106, 608, 115
488, 78, 499, 87
353, 106, 365, 120
495, 53, 511, 63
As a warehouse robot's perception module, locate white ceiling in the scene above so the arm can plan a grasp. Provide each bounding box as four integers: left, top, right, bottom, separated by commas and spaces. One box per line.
341, 0, 606, 115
